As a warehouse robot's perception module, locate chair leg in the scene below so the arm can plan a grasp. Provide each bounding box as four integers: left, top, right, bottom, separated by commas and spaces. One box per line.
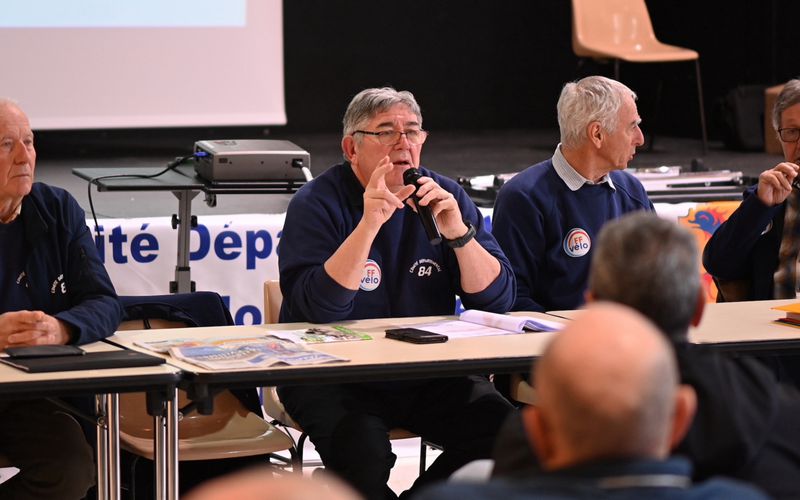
419, 440, 427, 476
297, 432, 309, 470
128, 454, 140, 500
271, 422, 303, 474
695, 59, 709, 155
289, 447, 302, 474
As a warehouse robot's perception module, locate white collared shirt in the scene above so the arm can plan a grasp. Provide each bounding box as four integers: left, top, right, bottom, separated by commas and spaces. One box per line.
551, 144, 616, 192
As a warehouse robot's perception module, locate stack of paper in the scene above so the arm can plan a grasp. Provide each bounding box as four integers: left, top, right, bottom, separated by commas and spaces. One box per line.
772, 303, 800, 328
135, 335, 347, 370
460, 310, 563, 333
406, 310, 564, 340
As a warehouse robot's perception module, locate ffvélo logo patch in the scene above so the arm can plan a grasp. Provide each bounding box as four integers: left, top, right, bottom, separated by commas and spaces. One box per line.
360, 259, 382, 291
563, 228, 591, 258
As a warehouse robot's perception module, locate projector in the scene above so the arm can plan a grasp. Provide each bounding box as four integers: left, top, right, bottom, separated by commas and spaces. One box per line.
193, 139, 311, 183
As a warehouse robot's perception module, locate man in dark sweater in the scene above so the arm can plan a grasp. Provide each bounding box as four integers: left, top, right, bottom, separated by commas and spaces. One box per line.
492, 76, 653, 313
418, 303, 767, 500
492, 212, 800, 499
277, 87, 515, 499
0, 98, 122, 499
703, 78, 800, 301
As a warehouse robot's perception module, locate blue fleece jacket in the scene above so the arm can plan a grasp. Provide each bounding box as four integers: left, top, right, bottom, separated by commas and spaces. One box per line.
3, 183, 122, 344
492, 159, 653, 312
278, 163, 515, 323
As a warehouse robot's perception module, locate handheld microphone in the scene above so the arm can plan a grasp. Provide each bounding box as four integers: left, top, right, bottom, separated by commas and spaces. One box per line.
403, 168, 442, 245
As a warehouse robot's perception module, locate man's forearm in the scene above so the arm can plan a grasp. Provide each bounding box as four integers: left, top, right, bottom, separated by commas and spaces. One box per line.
323, 220, 380, 290
454, 240, 502, 293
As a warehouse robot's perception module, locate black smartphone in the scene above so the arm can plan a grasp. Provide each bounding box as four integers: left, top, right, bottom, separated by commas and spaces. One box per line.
385, 328, 448, 344
6, 345, 85, 358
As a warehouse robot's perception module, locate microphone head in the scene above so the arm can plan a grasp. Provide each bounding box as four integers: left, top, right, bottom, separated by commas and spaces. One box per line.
403, 167, 422, 186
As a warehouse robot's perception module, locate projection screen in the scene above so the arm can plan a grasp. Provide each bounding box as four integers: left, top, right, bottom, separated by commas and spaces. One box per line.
0, 0, 285, 129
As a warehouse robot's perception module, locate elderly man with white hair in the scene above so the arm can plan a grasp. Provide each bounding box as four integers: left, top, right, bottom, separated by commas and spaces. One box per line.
492, 75, 653, 313
0, 98, 122, 499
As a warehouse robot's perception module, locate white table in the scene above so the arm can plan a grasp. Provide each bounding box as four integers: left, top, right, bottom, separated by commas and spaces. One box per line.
109, 312, 565, 496
549, 299, 800, 354
0, 341, 180, 500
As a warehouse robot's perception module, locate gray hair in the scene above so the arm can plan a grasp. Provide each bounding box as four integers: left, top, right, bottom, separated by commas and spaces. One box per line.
342, 87, 422, 138
588, 212, 700, 341
772, 78, 800, 131
557, 76, 637, 149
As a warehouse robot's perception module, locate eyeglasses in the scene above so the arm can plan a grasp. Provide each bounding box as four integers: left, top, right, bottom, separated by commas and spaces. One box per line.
778, 127, 800, 142
353, 129, 428, 146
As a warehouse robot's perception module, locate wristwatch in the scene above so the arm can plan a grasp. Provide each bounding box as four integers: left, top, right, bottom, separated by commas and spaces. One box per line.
445, 220, 477, 249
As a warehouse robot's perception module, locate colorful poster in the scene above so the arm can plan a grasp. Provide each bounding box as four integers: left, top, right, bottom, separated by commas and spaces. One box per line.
660, 202, 743, 302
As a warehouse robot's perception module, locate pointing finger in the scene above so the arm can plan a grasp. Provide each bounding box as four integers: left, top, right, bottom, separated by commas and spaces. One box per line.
366, 157, 393, 188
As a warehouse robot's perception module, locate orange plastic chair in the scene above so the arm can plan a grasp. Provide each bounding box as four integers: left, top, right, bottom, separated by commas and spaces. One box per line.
118, 389, 294, 461
571, 0, 708, 154
117, 317, 297, 496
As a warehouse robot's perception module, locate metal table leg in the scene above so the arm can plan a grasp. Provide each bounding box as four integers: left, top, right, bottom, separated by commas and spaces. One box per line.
95, 393, 120, 500
166, 388, 179, 499
154, 387, 180, 500
106, 394, 120, 498
170, 189, 199, 294
95, 394, 108, 500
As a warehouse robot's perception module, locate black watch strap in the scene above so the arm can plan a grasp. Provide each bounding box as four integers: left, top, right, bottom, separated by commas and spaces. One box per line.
445, 220, 477, 248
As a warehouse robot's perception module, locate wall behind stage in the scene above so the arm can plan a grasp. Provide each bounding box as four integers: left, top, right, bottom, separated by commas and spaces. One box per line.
283, 0, 799, 139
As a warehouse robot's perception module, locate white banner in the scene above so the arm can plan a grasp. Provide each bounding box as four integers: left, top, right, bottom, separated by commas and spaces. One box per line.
93, 213, 284, 325
95, 201, 742, 325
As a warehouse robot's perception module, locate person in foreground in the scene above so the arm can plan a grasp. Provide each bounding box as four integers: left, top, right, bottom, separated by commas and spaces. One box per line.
185, 466, 361, 500
417, 302, 768, 500
492, 75, 652, 313
0, 98, 123, 499
704, 78, 800, 301
493, 212, 800, 499
277, 87, 515, 499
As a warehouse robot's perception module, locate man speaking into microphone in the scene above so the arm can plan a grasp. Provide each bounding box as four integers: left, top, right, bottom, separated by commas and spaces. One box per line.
277, 87, 515, 499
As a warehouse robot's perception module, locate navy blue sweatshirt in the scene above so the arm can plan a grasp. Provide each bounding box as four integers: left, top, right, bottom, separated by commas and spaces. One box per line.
492, 158, 653, 312
278, 163, 515, 323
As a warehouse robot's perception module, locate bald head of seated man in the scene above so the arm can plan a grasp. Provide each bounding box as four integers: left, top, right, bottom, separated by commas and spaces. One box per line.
418, 303, 769, 499
523, 302, 694, 470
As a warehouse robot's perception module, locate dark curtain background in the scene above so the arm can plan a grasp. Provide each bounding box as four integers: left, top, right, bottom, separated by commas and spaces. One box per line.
283, 0, 798, 138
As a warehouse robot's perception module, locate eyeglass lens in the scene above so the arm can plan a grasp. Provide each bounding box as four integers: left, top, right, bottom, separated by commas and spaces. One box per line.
779, 128, 800, 142
379, 131, 426, 145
